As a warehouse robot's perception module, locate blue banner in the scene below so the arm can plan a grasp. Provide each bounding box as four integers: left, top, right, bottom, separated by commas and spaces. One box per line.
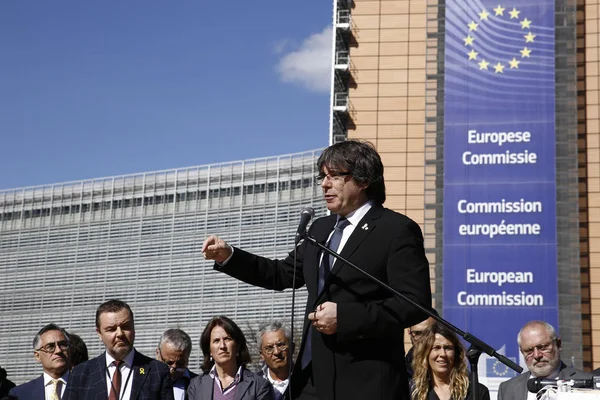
442, 0, 558, 386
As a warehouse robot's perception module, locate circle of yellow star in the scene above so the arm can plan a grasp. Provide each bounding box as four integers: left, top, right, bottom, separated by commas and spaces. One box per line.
468, 21, 479, 31
509, 8, 520, 19
520, 47, 532, 58
493, 5, 505, 16
464, 35, 475, 46
479, 10, 490, 20
524, 32, 536, 43
494, 62, 505, 73
521, 18, 532, 29
478, 59, 489, 70
468, 49, 479, 60
509, 58, 520, 69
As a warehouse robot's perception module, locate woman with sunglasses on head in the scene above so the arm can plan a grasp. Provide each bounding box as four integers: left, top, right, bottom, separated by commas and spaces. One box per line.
411, 322, 490, 400
188, 316, 272, 400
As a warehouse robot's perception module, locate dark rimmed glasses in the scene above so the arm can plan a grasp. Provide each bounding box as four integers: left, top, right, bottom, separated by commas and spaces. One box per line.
36, 340, 70, 353
315, 172, 351, 184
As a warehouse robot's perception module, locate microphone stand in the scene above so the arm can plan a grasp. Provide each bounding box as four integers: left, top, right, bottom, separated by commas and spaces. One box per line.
302, 233, 523, 399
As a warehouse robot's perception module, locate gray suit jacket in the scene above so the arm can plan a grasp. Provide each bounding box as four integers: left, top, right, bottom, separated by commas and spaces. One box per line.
497, 362, 590, 400
187, 367, 272, 400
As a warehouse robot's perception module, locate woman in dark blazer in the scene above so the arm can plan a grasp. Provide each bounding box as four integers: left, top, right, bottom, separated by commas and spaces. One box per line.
411, 323, 489, 400
187, 316, 272, 400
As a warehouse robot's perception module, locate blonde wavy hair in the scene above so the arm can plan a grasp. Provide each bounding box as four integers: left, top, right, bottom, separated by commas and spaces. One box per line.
411, 323, 470, 400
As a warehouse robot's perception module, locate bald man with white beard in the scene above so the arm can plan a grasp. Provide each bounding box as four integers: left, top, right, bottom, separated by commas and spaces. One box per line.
498, 321, 590, 400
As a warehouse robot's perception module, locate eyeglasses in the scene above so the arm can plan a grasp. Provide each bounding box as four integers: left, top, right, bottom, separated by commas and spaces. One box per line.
262, 342, 289, 355
157, 348, 188, 370
521, 340, 556, 359
36, 340, 70, 353
315, 172, 351, 184
409, 330, 425, 339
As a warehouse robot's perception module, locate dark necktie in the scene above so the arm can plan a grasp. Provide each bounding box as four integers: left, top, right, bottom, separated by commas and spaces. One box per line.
318, 218, 350, 294
301, 218, 350, 369
108, 360, 122, 400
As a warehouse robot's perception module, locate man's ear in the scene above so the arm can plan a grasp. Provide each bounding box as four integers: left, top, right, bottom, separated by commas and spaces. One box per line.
34, 350, 41, 364
556, 338, 562, 351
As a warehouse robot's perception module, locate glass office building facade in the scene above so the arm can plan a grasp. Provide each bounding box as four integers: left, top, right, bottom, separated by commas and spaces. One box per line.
0, 150, 326, 383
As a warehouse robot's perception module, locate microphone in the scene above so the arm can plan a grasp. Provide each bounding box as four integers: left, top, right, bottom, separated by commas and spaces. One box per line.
527, 377, 595, 393
295, 207, 315, 244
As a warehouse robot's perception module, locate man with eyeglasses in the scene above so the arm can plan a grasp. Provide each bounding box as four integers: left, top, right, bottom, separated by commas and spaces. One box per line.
203, 140, 431, 400
9, 323, 71, 399
156, 329, 197, 400
405, 315, 437, 380
498, 320, 589, 400
64, 299, 174, 400
256, 322, 293, 400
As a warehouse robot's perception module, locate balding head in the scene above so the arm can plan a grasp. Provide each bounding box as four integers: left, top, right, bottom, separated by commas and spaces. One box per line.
518, 321, 561, 378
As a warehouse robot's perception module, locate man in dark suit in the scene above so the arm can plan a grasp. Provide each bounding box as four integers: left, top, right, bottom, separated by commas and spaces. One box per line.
9, 323, 71, 400
64, 299, 174, 400
498, 320, 591, 400
202, 140, 432, 400
405, 315, 437, 380
156, 329, 197, 400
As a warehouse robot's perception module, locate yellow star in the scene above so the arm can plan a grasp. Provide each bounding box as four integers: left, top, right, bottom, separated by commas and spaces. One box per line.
464, 35, 475, 46
468, 49, 479, 60
509, 57, 520, 68
479, 10, 490, 20
520, 47, 532, 58
493, 5, 505, 16
494, 62, 505, 73
524, 32, 536, 43
509, 8, 520, 19
478, 59, 489, 70
468, 21, 479, 31
521, 18, 532, 29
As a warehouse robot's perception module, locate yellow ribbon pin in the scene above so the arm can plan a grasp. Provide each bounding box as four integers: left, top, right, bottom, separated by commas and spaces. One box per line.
139, 368, 145, 375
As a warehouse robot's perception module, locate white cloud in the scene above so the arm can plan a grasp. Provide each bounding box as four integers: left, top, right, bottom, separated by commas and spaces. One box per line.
276, 26, 333, 93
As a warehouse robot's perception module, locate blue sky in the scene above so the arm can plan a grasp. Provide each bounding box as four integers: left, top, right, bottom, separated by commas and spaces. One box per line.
0, 1, 333, 190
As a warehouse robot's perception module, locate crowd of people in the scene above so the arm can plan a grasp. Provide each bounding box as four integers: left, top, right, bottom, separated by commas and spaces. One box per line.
1, 141, 588, 399
4, 299, 293, 400
2, 301, 590, 400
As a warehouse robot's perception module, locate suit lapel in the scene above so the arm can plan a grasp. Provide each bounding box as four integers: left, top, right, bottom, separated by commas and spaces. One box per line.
307, 215, 336, 299
201, 374, 213, 400
34, 375, 45, 398
329, 205, 382, 278
518, 371, 531, 400
91, 355, 109, 400
130, 351, 149, 400
233, 369, 251, 400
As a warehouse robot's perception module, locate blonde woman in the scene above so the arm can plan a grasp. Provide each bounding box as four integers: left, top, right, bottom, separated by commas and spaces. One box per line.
411, 323, 489, 400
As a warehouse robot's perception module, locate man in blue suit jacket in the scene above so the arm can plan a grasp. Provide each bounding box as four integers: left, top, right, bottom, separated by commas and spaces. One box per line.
64, 299, 173, 400
9, 323, 72, 399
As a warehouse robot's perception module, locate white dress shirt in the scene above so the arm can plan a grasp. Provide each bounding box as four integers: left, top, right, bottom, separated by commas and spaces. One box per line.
320, 200, 374, 267
261, 365, 289, 400
172, 369, 192, 400
105, 349, 135, 400
43, 371, 69, 400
